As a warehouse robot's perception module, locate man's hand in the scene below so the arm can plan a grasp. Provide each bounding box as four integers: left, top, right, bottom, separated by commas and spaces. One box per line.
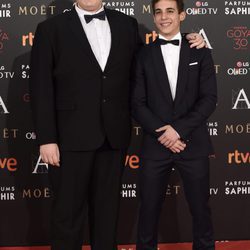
156, 125, 179, 148
40, 143, 60, 167
169, 139, 186, 153
186, 33, 207, 49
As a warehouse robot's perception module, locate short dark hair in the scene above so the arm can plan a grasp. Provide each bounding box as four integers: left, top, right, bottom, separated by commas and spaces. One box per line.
151, 0, 184, 14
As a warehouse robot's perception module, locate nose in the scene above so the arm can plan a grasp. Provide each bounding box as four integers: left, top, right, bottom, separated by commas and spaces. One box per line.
161, 12, 168, 20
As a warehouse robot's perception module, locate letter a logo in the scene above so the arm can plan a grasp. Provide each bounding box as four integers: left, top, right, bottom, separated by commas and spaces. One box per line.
0, 96, 9, 114
32, 155, 49, 174
232, 89, 250, 110
199, 28, 213, 49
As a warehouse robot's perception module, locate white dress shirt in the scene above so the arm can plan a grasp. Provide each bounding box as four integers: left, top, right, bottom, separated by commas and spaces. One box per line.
75, 4, 111, 71
159, 32, 182, 100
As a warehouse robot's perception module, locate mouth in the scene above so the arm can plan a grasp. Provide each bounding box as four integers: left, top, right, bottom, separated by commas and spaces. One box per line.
160, 22, 171, 27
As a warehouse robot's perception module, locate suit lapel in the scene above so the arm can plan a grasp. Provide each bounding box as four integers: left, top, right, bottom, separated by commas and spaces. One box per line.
68, 7, 102, 72
104, 8, 120, 72
174, 36, 190, 106
151, 38, 173, 105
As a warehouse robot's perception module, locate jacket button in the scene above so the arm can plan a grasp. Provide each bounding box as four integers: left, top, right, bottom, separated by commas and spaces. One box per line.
103, 99, 107, 103
103, 75, 107, 79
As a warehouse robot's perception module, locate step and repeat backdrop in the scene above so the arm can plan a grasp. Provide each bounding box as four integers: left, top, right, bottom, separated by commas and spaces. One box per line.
0, 0, 250, 247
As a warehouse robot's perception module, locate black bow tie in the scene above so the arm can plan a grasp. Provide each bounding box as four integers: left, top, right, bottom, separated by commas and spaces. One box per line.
158, 38, 180, 46
84, 10, 106, 23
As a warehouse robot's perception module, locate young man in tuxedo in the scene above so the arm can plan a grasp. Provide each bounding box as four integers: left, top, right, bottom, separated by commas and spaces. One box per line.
132, 0, 217, 249
30, 0, 206, 249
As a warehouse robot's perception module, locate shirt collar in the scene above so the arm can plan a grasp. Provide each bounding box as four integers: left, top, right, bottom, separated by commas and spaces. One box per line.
159, 32, 182, 45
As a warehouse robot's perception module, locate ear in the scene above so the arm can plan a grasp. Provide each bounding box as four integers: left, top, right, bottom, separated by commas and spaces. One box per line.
180, 11, 186, 21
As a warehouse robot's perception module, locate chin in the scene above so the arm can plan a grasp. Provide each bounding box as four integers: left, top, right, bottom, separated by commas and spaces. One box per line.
161, 30, 172, 36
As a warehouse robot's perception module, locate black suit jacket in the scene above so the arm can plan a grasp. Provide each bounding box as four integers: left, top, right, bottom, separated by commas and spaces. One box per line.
131, 36, 217, 160
30, 7, 141, 150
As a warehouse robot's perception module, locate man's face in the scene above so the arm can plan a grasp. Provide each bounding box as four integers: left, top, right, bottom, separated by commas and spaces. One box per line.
153, 0, 185, 39
77, 0, 102, 12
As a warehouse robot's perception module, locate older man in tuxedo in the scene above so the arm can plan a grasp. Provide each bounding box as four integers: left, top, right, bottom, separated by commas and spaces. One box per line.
30, 0, 206, 249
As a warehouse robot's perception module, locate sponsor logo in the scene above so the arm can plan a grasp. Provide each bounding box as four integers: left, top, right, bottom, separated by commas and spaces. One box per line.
103, 1, 135, 15
22, 32, 34, 47
0, 96, 9, 114
214, 65, 221, 74
18, 4, 56, 16
2, 128, 18, 139
232, 89, 250, 109
227, 61, 250, 76
142, 4, 151, 14
133, 126, 142, 136
227, 26, 250, 50
125, 154, 139, 169
63, 3, 74, 13
225, 180, 250, 195
0, 186, 15, 200
0, 66, 14, 79
145, 30, 158, 44
22, 187, 51, 199
25, 131, 36, 140
21, 64, 30, 79
32, 155, 48, 174
225, 123, 250, 134
186, 1, 218, 15
166, 185, 181, 195
225, 1, 250, 15
199, 28, 213, 49
0, 28, 9, 53
0, 157, 17, 172
0, 3, 11, 18
228, 150, 250, 164
210, 187, 219, 195
207, 122, 218, 136
121, 183, 136, 198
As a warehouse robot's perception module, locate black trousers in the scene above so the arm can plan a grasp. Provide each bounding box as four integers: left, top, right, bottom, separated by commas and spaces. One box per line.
49, 140, 126, 250
136, 156, 215, 250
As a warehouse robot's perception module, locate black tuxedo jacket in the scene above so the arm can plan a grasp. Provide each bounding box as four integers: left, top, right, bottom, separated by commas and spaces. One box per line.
30, 7, 141, 150
132, 36, 217, 160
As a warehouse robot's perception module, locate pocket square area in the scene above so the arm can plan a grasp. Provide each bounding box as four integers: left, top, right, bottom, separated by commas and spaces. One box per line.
189, 62, 198, 66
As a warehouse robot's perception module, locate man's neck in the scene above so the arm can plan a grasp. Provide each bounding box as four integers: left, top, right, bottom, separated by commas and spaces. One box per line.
77, 2, 103, 13
159, 31, 180, 40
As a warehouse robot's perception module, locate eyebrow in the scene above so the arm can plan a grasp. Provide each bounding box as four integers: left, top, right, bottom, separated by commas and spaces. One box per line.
155, 7, 175, 11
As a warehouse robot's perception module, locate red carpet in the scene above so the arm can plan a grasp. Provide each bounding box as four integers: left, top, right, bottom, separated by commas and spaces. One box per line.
1, 241, 250, 250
